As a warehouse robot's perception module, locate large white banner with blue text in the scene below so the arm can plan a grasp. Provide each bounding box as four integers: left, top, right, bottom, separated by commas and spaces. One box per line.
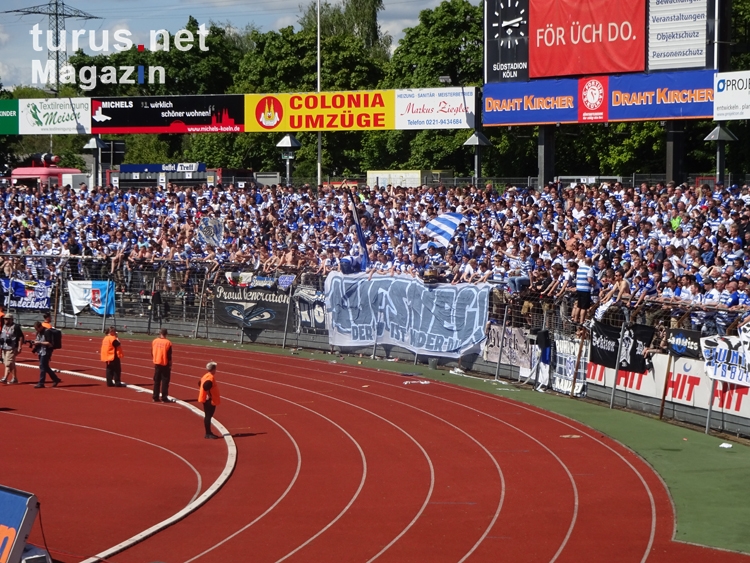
325, 272, 490, 357
701, 335, 750, 388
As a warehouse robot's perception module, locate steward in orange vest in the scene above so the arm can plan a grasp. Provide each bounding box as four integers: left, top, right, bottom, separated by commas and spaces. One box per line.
199, 362, 220, 439
101, 326, 124, 387
151, 328, 173, 403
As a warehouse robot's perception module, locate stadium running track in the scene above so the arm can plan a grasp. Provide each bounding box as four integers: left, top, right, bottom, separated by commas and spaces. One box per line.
3, 333, 749, 563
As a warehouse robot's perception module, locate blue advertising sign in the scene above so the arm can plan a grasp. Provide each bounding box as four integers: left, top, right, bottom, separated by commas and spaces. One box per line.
483, 69, 715, 126
0, 485, 38, 563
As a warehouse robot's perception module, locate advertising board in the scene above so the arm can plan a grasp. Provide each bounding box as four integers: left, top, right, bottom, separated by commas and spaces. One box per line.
90, 95, 245, 134
528, 0, 646, 78
18, 97, 91, 134
0, 100, 18, 135
483, 69, 714, 125
713, 70, 750, 121
245, 91, 395, 132
647, 0, 709, 70
394, 88, 475, 129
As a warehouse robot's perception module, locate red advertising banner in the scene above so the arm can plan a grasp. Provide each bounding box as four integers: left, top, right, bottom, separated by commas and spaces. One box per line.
529, 0, 646, 79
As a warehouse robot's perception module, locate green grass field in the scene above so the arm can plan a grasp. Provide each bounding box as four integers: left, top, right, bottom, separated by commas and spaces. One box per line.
89, 331, 750, 554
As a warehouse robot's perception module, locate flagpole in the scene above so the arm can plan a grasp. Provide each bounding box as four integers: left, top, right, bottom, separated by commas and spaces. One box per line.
609, 322, 628, 409
658, 352, 674, 420
101, 278, 111, 333
317, 0, 322, 188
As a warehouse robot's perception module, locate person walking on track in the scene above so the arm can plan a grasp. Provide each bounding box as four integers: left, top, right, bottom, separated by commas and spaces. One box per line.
100, 326, 124, 387
198, 362, 220, 440
151, 328, 173, 403
33, 321, 61, 388
0, 315, 24, 385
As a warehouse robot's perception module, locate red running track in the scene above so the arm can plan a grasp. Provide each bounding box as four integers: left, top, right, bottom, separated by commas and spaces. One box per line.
4, 334, 749, 563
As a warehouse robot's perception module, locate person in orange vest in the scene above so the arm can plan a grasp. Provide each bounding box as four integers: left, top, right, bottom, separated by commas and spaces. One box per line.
100, 326, 124, 387
41, 313, 52, 329
198, 362, 220, 440
151, 328, 173, 403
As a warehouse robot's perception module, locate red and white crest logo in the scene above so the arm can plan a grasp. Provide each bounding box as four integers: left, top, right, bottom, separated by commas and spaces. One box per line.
581, 79, 605, 111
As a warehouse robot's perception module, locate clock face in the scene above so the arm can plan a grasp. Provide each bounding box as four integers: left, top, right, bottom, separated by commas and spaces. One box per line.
492, 0, 528, 49
485, 0, 529, 83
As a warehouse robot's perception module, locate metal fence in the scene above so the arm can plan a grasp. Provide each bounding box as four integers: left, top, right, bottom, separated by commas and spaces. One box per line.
0, 254, 737, 347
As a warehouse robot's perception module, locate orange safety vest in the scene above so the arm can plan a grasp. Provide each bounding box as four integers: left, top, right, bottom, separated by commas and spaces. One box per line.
152, 337, 172, 366
100, 334, 124, 362
198, 372, 220, 406
41, 321, 52, 329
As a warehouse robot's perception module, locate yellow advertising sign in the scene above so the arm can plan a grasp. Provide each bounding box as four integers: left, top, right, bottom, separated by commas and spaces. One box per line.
244, 90, 396, 132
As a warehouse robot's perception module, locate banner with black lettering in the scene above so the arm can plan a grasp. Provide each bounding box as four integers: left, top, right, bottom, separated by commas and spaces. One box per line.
213, 285, 289, 330
590, 321, 621, 369
667, 328, 702, 359
619, 324, 655, 374
295, 286, 327, 331
325, 272, 489, 357
701, 335, 750, 388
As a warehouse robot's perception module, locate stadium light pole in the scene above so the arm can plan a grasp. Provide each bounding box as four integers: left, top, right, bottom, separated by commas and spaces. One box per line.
317, 0, 322, 189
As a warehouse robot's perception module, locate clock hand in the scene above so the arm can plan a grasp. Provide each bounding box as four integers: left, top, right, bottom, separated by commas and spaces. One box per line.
502, 17, 523, 27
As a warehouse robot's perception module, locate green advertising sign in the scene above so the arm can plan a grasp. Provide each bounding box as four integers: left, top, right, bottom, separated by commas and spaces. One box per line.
0, 100, 19, 135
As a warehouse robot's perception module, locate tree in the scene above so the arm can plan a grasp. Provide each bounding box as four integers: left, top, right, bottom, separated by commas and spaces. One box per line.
232, 26, 384, 174
299, 0, 392, 60
68, 17, 245, 97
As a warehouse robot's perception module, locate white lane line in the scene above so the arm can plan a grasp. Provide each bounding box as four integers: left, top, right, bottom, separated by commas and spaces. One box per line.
55, 344, 436, 563
183, 379, 368, 563
30, 349, 306, 563
198, 354, 572, 563
0, 410, 203, 504
426, 380, 658, 563
16, 363, 238, 563
187, 363, 502, 563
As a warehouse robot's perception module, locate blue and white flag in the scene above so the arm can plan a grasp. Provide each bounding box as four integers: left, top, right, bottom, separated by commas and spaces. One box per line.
67, 281, 115, 315
1, 279, 52, 309
196, 216, 224, 248
423, 213, 464, 248
349, 192, 369, 271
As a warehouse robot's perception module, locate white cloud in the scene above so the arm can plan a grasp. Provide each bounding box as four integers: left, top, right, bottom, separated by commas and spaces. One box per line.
0, 25, 10, 46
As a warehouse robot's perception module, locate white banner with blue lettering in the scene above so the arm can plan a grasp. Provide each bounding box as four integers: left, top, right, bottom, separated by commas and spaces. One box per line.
324, 272, 490, 357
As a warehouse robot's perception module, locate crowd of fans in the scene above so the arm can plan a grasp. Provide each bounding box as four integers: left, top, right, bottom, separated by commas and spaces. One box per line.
3, 177, 750, 336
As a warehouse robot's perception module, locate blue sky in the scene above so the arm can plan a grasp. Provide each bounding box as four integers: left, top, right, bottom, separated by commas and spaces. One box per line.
0, 0, 443, 89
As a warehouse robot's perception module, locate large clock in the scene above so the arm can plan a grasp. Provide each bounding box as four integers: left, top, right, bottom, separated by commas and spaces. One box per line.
485, 0, 529, 83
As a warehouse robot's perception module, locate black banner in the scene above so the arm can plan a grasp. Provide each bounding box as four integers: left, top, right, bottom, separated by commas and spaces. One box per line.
484, 0, 530, 83
667, 328, 702, 360
91, 95, 244, 134
590, 321, 620, 369
591, 322, 655, 373
619, 324, 655, 374
295, 286, 326, 331
213, 285, 288, 330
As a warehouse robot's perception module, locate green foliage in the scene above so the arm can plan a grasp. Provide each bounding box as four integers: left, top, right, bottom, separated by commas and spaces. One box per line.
299, 0, 392, 60
122, 135, 173, 164
383, 0, 483, 89
68, 17, 245, 96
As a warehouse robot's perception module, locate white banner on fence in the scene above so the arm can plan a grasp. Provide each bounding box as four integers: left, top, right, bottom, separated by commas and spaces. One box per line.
701, 335, 750, 387
552, 335, 587, 397
482, 324, 531, 369
325, 272, 489, 357
585, 354, 750, 420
